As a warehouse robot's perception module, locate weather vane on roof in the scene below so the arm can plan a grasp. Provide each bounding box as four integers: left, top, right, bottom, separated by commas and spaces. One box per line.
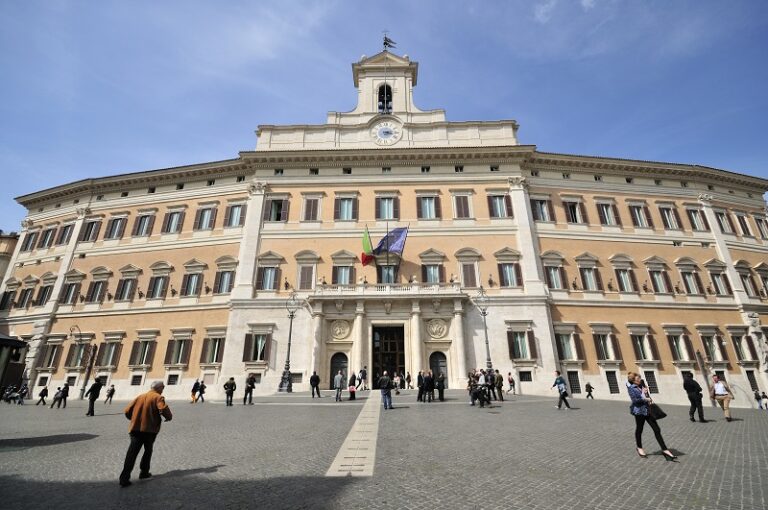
383, 31, 396, 51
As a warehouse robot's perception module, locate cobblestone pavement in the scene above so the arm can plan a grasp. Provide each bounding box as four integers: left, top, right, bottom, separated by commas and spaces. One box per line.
0, 390, 766, 509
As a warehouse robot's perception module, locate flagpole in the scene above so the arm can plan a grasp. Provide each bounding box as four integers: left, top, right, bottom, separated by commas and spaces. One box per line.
386, 219, 390, 284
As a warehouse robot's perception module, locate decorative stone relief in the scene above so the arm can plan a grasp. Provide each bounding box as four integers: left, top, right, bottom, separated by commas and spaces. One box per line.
248, 181, 268, 195
384, 301, 392, 314
431, 299, 441, 313
508, 176, 528, 189
697, 193, 713, 203
330, 319, 351, 339
427, 318, 448, 339
335, 300, 344, 312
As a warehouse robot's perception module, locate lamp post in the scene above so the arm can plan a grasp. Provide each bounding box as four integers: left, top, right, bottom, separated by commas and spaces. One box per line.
473, 286, 493, 372
71, 325, 95, 400
278, 291, 301, 393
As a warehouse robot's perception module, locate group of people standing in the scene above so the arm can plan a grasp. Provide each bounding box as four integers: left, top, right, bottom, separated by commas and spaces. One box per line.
415, 370, 446, 402
467, 368, 505, 408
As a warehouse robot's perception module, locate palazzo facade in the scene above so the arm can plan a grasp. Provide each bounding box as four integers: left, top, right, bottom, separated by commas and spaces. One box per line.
2, 51, 768, 406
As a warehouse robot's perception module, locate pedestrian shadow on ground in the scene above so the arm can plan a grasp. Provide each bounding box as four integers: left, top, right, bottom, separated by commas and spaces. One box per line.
161, 464, 226, 479
0, 433, 98, 451
0, 473, 358, 509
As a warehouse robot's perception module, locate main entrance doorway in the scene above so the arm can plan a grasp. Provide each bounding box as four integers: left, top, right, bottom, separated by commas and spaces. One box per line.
372, 325, 405, 389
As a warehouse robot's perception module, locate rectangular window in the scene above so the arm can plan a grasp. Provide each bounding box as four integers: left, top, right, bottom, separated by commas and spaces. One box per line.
303, 199, 319, 221
332, 266, 354, 285
715, 212, 734, 234
498, 263, 521, 287
250, 334, 269, 361
681, 272, 701, 294
34, 285, 53, 306
659, 207, 680, 230
181, 274, 202, 297
746, 370, 759, 392
131, 215, 153, 237
115, 278, 136, 301
597, 203, 620, 226
643, 371, 659, 394
20, 231, 39, 251
37, 227, 57, 249
418, 196, 439, 220
104, 218, 126, 240
649, 270, 670, 293
754, 216, 768, 239
519, 371, 532, 382
531, 199, 552, 221
376, 197, 397, 220
710, 272, 732, 295
378, 265, 396, 284
632, 335, 647, 360
511, 331, 528, 359
564, 202, 587, 224
615, 269, 635, 292
167, 374, 179, 385
85, 281, 106, 303
422, 264, 442, 284
167, 340, 190, 365
43, 344, 60, 368
629, 205, 652, 228
593, 334, 609, 360
258, 267, 278, 290
454, 195, 471, 219
225, 204, 246, 227
736, 215, 752, 236
131, 375, 143, 386
580, 267, 600, 291
79, 220, 101, 242
461, 263, 477, 288
214, 271, 235, 294
556, 333, 573, 360
334, 197, 357, 221
264, 199, 289, 222
545, 266, 564, 289
421, 166, 430, 173
195, 208, 216, 230
687, 209, 709, 231
17, 288, 34, 308
605, 371, 620, 394
100, 342, 120, 366
488, 195, 512, 218
147, 276, 169, 299
740, 273, 757, 297
0, 291, 16, 310
201, 337, 224, 364
667, 335, 684, 360
566, 371, 581, 394
56, 224, 74, 245
298, 265, 315, 290
163, 211, 185, 233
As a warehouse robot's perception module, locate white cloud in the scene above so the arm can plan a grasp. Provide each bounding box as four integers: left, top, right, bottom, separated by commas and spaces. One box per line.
534, 0, 559, 24
581, 0, 597, 10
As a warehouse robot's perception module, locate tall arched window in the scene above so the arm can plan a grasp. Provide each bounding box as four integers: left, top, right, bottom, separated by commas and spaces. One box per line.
378, 84, 392, 113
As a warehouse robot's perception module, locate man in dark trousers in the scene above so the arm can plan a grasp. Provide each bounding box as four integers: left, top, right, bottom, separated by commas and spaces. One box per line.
378, 371, 394, 410
585, 382, 595, 399
36, 386, 48, 406
85, 378, 103, 416
310, 371, 321, 398
416, 371, 425, 402
243, 374, 256, 405
223, 377, 236, 406
60, 382, 70, 408
495, 370, 504, 402
119, 381, 172, 487
357, 366, 368, 391
683, 373, 706, 422
423, 371, 434, 403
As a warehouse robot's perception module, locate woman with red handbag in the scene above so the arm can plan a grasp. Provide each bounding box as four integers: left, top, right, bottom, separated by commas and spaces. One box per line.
627, 372, 677, 461
348, 373, 357, 401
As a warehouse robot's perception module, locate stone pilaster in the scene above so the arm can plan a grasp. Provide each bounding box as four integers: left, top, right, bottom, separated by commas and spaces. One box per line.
232, 181, 267, 300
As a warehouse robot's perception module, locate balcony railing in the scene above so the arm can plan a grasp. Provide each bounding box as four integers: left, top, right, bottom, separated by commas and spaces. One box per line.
312, 282, 464, 296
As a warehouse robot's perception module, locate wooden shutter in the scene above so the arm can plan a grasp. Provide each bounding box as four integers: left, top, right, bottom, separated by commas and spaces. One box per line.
666, 335, 679, 361
693, 273, 704, 294
160, 277, 169, 299
331, 266, 339, 285
594, 268, 604, 291
702, 336, 713, 359
421, 265, 428, 284
416, 197, 423, 219
144, 342, 156, 366
546, 201, 555, 222
51, 344, 63, 368
213, 271, 222, 294
223, 206, 232, 227
486, 195, 495, 218
65, 344, 76, 367
497, 264, 505, 286
280, 200, 289, 222
504, 195, 513, 217
374, 197, 381, 219
180, 275, 190, 296
723, 274, 733, 295
745, 335, 758, 360
438, 265, 445, 283
630, 207, 639, 227
579, 268, 587, 290
610, 334, 622, 360
255, 268, 264, 290
527, 330, 537, 359
164, 340, 176, 365
629, 270, 639, 293
299, 266, 313, 289
193, 209, 203, 230
96, 343, 107, 366
242, 334, 254, 361
681, 334, 694, 360
112, 343, 122, 367
115, 279, 125, 300
662, 271, 673, 293
209, 208, 218, 229
544, 267, 552, 288
646, 335, 660, 360
514, 264, 523, 288
578, 202, 588, 224
597, 204, 607, 225
350, 267, 356, 285
393, 197, 400, 219
462, 263, 476, 287
85, 282, 96, 302
181, 340, 192, 364
352, 198, 358, 220
593, 334, 605, 360
725, 214, 736, 234
238, 205, 246, 226
643, 206, 654, 228
161, 213, 170, 233
263, 200, 272, 221
631, 335, 642, 360
216, 338, 225, 363
573, 333, 584, 359
435, 196, 442, 219
264, 334, 273, 365
177, 211, 186, 232
555, 334, 564, 359
131, 217, 141, 236
559, 267, 567, 290
671, 208, 682, 229
333, 198, 340, 220
611, 205, 622, 226
506, 331, 516, 359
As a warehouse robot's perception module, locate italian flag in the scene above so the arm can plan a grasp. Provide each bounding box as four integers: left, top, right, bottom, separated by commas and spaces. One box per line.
361, 226, 375, 266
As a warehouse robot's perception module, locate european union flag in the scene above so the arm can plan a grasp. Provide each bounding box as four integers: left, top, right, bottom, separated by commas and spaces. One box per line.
373, 227, 408, 255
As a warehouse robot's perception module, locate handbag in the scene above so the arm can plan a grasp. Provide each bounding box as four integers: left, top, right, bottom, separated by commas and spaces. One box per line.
648, 403, 667, 420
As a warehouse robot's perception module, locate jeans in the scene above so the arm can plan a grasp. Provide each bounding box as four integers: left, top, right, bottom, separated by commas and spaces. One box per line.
120, 432, 157, 482
557, 393, 571, 409
381, 390, 392, 409
687, 392, 704, 420
634, 415, 667, 450
243, 389, 253, 404
335, 388, 342, 401
225, 393, 233, 406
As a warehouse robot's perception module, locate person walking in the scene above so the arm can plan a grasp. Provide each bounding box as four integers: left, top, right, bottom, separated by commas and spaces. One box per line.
310, 371, 321, 398
585, 382, 595, 399
378, 371, 394, 410
36, 386, 48, 406
197, 382, 206, 403
423, 371, 434, 403
754, 390, 763, 410
50, 387, 63, 408
627, 372, 677, 461
762, 392, 768, 411
393, 373, 401, 394
244, 374, 256, 405
357, 366, 368, 391
190, 380, 200, 403
406, 372, 412, 390
60, 383, 69, 408
16, 383, 27, 405
507, 372, 515, 395
119, 381, 173, 487
710, 374, 735, 422
495, 370, 504, 402
85, 378, 103, 416
683, 373, 706, 422
223, 377, 236, 407
105, 385, 116, 404
552, 371, 571, 410
416, 371, 425, 402
436, 372, 446, 402
487, 371, 498, 401
348, 372, 357, 401
333, 370, 344, 402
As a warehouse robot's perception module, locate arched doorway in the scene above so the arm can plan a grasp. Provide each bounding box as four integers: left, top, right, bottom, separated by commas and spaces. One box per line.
329, 352, 348, 388
429, 351, 448, 388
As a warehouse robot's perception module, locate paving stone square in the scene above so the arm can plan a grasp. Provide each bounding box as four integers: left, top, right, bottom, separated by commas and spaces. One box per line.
0, 390, 766, 509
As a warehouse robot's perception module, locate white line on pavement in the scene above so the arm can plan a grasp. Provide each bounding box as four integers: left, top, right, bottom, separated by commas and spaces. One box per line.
326, 391, 381, 477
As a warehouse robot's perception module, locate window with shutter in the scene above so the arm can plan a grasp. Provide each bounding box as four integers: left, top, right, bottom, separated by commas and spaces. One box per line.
461, 263, 477, 288
298, 266, 315, 290
454, 195, 470, 219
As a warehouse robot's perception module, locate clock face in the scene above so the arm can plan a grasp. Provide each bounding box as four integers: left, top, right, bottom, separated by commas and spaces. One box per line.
370, 121, 402, 146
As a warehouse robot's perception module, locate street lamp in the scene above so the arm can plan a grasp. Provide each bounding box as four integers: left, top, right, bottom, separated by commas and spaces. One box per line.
278, 290, 302, 393
70, 325, 95, 400
473, 286, 493, 372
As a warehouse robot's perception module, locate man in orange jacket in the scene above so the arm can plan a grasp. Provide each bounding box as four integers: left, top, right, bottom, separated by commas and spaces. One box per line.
119, 381, 173, 487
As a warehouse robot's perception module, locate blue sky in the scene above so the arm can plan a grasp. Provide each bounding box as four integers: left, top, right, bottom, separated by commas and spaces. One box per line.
1, 1, 767, 231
